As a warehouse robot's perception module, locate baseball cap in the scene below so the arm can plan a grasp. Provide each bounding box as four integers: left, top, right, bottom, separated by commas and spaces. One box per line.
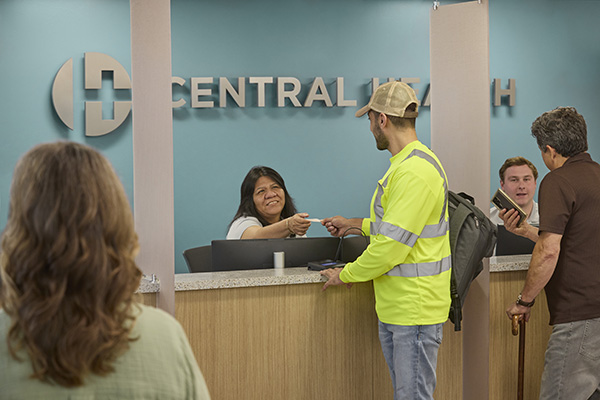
355, 81, 419, 118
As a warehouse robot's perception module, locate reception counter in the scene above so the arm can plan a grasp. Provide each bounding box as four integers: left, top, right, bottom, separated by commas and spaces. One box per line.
488, 255, 552, 400
172, 268, 424, 400
139, 255, 551, 400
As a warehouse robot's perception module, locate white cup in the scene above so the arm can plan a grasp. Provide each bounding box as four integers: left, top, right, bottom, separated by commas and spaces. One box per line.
274, 252, 285, 271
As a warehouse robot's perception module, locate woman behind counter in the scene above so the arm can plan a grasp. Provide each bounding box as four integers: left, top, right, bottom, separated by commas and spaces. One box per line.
0, 142, 210, 399
227, 166, 311, 239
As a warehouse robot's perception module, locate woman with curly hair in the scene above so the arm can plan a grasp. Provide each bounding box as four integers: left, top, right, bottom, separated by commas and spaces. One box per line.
0, 142, 210, 399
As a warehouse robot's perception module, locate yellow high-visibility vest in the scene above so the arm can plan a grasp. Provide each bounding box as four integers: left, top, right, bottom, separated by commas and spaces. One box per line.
340, 141, 451, 325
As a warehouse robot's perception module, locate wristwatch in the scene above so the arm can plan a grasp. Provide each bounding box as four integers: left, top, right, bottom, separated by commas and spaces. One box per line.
516, 293, 535, 307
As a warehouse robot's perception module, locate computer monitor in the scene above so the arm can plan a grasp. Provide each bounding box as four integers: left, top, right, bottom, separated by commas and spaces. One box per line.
495, 225, 536, 256
210, 236, 369, 272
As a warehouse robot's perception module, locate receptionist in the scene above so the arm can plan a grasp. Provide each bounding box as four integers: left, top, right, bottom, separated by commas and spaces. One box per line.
226, 166, 311, 239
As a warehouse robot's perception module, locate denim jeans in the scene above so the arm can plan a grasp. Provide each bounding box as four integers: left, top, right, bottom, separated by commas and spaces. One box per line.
378, 320, 443, 400
539, 317, 600, 400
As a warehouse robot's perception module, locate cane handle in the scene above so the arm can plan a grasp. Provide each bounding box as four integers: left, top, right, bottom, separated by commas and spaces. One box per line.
512, 314, 519, 336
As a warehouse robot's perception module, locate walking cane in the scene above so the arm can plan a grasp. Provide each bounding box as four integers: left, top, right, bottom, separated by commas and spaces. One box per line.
512, 314, 526, 400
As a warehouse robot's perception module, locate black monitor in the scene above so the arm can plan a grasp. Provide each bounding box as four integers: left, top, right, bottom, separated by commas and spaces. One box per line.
495, 225, 536, 256
210, 236, 369, 272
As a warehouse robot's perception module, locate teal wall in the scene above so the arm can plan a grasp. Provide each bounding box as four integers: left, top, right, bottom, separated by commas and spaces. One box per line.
171, 0, 433, 274
0, 0, 133, 220
1, 0, 599, 274
489, 0, 600, 186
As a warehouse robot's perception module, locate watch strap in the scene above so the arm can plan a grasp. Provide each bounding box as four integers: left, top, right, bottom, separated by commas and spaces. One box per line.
516, 293, 535, 307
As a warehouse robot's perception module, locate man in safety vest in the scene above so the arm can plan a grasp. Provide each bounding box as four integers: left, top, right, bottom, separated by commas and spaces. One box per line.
320, 81, 451, 400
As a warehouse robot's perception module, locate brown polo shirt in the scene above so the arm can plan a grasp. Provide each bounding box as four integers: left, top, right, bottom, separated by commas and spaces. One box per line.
538, 152, 600, 325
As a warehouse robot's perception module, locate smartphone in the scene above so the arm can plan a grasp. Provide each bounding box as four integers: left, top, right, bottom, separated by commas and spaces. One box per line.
307, 259, 346, 271
491, 188, 527, 227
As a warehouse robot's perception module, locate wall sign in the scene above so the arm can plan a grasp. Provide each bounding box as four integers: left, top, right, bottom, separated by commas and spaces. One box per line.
52, 52, 516, 137
52, 53, 132, 137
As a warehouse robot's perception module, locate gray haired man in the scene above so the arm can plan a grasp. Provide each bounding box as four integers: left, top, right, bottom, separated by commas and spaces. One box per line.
505, 107, 600, 400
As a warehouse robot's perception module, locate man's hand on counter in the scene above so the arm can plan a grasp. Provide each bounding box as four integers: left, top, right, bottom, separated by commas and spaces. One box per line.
320, 267, 353, 291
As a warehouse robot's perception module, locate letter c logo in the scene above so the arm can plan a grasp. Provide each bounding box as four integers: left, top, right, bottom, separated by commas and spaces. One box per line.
52, 52, 132, 136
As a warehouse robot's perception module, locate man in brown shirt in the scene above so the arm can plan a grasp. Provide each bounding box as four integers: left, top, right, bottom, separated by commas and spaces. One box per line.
503, 107, 600, 400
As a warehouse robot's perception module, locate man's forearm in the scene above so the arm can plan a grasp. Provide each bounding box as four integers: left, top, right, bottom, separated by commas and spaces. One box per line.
520, 232, 561, 302
348, 218, 364, 231
523, 224, 540, 243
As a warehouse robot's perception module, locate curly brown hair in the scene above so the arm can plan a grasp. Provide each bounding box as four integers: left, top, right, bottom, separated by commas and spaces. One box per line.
0, 141, 142, 387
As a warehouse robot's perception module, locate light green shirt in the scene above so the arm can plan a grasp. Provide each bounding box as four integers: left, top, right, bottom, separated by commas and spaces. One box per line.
0, 304, 211, 400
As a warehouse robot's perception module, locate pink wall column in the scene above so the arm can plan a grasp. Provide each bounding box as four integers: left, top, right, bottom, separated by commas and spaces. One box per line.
130, 0, 175, 313
430, 1, 490, 398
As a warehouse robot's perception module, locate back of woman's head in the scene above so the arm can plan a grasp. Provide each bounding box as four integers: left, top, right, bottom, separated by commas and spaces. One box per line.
231, 166, 298, 226
0, 141, 142, 387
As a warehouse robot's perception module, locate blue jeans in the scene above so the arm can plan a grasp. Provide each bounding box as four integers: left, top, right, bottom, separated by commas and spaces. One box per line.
378, 321, 443, 400
539, 317, 600, 400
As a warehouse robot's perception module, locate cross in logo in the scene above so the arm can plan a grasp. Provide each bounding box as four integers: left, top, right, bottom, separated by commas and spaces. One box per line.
52, 52, 132, 137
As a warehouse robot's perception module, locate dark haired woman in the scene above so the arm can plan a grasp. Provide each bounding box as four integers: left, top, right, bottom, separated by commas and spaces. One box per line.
0, 142, 210, 399
226, 166, 311, 239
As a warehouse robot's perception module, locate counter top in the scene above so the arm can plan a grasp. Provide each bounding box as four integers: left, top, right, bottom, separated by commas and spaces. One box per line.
136, 254, 533, 293
488, 254, 531, 272
175, 267, 327, 291
174, 254, 533, 292
137, 274, 160, 293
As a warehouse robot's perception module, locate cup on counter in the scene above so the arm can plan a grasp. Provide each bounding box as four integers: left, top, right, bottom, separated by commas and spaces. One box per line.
274, 251, 285, 275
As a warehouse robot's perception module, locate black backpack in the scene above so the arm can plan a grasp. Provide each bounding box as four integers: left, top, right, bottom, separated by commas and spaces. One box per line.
447, 191, 497, 331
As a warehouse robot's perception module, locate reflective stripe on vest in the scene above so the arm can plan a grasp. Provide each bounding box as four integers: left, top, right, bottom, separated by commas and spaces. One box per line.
378, 221, 419, 248
405, 149, 449, 233
385, 255, 452, 278
379, 148, 450, 278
